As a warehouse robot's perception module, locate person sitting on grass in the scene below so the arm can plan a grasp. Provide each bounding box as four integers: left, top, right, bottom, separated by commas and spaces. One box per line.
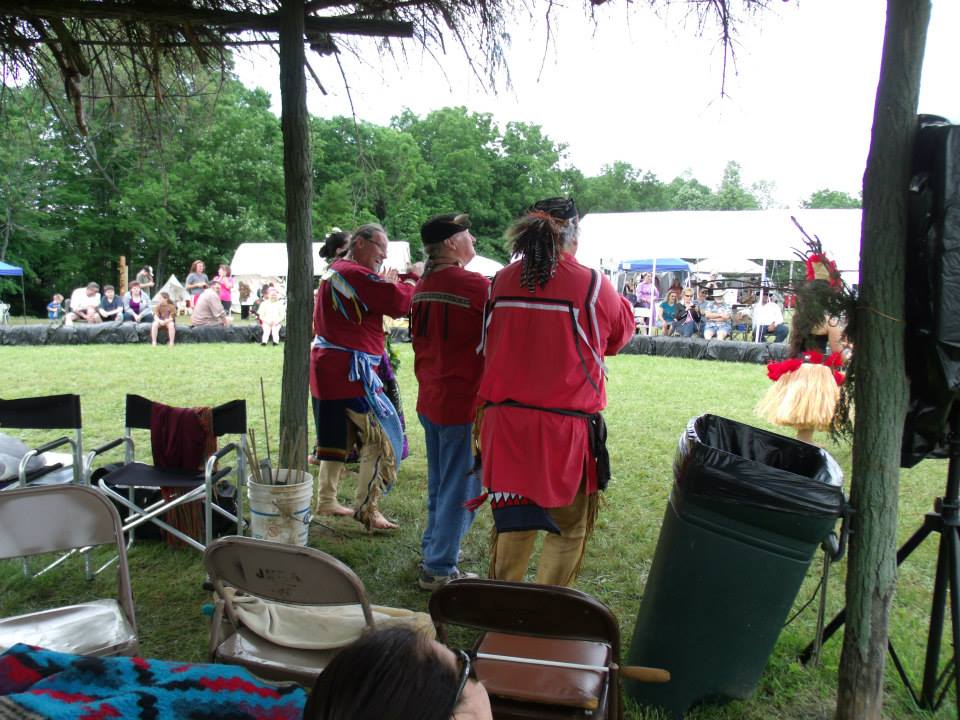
303, 626, 492, 720
258, 287, 284, 346
98, 285, 124, 323
151, 292, 176, 346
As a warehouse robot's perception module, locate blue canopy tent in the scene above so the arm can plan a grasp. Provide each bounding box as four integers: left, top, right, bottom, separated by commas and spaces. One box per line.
619, 258, 692, 333
619, 258, 691, 273
0, 260, 26, 324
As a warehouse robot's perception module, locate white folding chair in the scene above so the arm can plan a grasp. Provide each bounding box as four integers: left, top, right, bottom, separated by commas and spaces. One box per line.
0, 485, 138, 656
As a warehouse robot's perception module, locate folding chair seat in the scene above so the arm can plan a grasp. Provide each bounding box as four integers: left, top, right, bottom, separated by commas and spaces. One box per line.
429, 579, 669, 720
203, 535, 375, 686
0, 394, 84, 491
0, 485, 138, 656
91, 394, 247, 552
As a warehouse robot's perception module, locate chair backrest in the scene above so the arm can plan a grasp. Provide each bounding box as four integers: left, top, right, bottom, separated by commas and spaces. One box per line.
0, 484, 122, 558
429, 579, 621, 656
203, 536, 374, 621
0, 394, 82, 430
0, 485, 136, 629
125, 394, 246, 436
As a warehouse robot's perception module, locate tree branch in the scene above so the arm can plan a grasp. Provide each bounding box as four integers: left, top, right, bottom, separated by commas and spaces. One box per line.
0, 1, 413, 38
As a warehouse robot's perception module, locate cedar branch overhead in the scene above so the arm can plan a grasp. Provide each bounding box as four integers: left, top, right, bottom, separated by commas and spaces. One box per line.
0, 0, 511, 134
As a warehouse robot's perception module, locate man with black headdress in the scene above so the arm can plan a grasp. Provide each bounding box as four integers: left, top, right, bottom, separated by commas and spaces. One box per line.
411, 213, 490, 590
475, 197, 634, 586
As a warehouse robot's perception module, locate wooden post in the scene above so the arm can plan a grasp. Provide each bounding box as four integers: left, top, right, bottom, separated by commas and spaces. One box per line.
277, 0, 314, 469
119, 256, 128, 294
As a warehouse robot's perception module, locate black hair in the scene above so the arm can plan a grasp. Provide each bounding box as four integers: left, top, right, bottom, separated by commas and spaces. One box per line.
319, 231, 350, 261
505, 211, 572, 291
303, 627, 460, 720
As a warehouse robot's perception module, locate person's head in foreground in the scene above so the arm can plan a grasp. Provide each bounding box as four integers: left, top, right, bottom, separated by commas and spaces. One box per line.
303, 626, 492, 720
506, 196, 579, 292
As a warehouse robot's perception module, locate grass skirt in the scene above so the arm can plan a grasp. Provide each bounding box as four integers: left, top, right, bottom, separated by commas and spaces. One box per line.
755, 363, 839, 432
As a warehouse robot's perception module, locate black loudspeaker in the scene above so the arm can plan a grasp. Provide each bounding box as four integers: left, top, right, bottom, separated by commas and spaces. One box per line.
901, 115, 960, 468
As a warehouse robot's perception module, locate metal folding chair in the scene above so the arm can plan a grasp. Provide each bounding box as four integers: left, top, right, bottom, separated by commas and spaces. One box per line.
91, 394, 247, 552
0, 394, 84, 491
430, 579, 669, 720
203, 535, 375, 686
0, 485, 138, 656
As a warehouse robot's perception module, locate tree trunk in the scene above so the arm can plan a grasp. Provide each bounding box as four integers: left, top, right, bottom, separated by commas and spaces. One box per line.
277, 0, 314, 468
1, 206, 11, 261
835, 1, 930, 718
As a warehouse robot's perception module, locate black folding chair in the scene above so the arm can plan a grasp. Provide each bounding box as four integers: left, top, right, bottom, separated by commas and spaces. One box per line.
0, 394, 84, 491
91, 394, 247, 553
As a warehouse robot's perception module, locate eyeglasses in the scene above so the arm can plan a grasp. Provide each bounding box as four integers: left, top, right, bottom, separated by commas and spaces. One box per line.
449, 649, 477, 714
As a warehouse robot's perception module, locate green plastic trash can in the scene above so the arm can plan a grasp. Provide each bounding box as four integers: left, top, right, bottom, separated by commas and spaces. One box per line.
625, 414, 845, 719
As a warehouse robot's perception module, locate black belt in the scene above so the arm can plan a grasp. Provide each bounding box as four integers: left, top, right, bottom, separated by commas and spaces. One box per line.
485, 400, 611, 490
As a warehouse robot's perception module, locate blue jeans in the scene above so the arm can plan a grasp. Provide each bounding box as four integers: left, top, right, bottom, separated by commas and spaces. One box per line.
419, 415, 481, 576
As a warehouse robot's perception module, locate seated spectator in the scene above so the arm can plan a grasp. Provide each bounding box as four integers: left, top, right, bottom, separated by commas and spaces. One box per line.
250, 283, 273, 323
753, 291, 789, 343
46, 293, 64, 322
677, 288, 703, 338
635, 272, 659, 309
98, 285, 124, 322
191, 280, 230, 327
258, 287, 284, 346
64, 283, 101, 326
122, 281, 153, 323
659, 290, 680, 336
151, 292, 176, 346
702, 289, 732, 340
304, 626, 492, 720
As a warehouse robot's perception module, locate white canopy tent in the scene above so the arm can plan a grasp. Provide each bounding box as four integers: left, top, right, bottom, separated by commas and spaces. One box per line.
577, 209, 862, 283
155, 274, 188, 303
692, 257, 766, 275
465, 255, 505, 277
231, 240, 412, 278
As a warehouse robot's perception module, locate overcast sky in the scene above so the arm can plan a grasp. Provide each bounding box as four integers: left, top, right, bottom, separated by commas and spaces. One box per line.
234, 0, 959, 208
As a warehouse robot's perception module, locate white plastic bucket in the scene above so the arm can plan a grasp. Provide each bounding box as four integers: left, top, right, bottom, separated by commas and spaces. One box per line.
247, 470, 314, 546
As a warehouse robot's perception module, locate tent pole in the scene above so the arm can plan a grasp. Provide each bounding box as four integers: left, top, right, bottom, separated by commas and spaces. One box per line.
20, 275, 26, 324
755, 257, 768, 342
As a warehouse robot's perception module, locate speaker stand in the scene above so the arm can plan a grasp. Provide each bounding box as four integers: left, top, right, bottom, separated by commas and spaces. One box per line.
799, 414, 960, 715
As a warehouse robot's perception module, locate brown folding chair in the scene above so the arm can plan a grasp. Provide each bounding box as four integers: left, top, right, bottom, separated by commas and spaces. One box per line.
429, 579, 669, 720
203, 535, 375, 686
0, 485, 138, 656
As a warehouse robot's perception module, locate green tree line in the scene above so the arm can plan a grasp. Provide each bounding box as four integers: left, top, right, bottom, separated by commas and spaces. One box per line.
0, 72, 859, 313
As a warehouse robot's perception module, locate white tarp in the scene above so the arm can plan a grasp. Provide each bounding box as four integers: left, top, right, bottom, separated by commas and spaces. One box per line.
576, 209, 862, 282
692, 257, 766, 275
155, 274, 188, 303
230, 241, 412, 278
465, 255, 504, 277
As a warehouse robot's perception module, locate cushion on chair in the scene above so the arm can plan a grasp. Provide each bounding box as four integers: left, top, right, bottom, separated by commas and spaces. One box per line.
475, 632, 609, 710
215, 627, 338, 686
0, 600, 137, 657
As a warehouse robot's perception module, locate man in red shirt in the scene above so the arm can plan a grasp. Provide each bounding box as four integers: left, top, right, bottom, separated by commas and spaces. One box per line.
311, 224, 416, 531
477, 198, 635, 586
411, 213, 491, 590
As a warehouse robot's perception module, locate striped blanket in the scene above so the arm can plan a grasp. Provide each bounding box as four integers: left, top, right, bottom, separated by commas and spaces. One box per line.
0, 644, 306, 719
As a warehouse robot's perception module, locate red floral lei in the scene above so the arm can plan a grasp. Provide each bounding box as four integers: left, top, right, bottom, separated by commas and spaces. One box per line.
767, 350, 846, 385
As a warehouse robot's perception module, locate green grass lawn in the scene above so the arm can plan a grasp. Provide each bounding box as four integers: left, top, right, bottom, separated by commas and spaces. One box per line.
0, 342, 949, 719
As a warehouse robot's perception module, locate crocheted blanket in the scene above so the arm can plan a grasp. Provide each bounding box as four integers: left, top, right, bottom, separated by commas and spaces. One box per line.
0, 644, 306, 720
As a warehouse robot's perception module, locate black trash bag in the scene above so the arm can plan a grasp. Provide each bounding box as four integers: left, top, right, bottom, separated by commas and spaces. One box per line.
675, 414, 845, 517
